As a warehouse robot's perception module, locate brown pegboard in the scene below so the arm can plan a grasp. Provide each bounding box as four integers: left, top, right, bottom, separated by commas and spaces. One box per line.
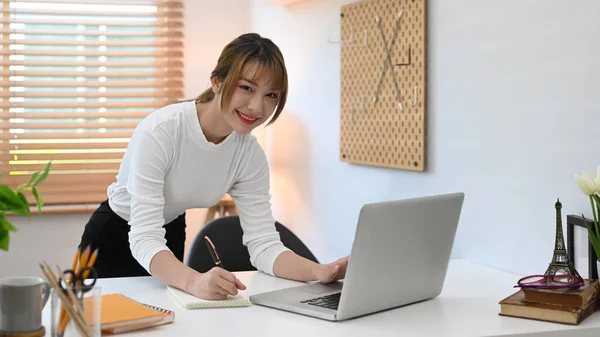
339, 0, 426, 171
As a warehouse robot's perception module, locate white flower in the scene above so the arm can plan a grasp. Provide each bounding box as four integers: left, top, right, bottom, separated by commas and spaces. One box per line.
575, 172, 597, 196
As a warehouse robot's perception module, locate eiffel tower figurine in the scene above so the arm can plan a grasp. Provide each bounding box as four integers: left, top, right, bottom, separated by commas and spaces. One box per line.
544, 198, 581, 280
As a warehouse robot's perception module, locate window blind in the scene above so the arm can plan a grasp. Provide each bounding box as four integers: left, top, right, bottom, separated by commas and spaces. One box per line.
0, 0, 183, 206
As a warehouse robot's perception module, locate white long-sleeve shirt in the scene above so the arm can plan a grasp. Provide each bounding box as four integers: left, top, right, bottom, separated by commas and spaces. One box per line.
107, 100, 290, 275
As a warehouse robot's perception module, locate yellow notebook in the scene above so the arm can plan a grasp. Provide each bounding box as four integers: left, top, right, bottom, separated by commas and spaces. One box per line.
83, 293, 174, 333
167, 286, 251, 309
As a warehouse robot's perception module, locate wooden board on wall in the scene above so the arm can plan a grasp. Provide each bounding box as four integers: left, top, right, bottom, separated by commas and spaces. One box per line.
339, 0, 426, 171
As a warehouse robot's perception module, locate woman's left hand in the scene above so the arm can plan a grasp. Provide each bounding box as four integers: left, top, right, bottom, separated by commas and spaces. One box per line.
314, 255, 349, 283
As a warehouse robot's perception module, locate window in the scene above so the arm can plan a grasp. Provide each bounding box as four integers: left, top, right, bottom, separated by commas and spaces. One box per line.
0, 0, 183, 207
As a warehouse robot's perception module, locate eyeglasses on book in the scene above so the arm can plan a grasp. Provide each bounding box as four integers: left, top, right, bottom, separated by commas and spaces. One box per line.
514, 274, 584, 289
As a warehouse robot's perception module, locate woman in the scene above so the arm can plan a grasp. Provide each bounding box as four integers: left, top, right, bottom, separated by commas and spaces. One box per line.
78, 33, 349, 300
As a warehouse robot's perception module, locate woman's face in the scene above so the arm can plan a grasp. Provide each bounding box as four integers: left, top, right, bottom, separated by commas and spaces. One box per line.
214, 65, 282, 135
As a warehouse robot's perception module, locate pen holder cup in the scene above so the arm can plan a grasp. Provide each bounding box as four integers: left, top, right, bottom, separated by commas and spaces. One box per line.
50, 286, 101, 337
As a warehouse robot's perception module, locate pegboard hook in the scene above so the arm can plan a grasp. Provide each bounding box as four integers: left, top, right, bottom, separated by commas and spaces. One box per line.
408, 87, 418, 106
373, 10, 404, 112
396, 45, 411, 67
328, 25, 354, 44
350, 30, 368, 47
350, 95, 365, 123
328, 25, 368, 47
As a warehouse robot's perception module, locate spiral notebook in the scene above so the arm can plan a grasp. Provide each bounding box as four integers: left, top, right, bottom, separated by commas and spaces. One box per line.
167, 286, 251, 309
84, 293, 174, 334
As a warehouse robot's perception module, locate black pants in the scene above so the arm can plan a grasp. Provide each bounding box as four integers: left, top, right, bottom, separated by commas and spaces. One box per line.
78, 199, 186, 278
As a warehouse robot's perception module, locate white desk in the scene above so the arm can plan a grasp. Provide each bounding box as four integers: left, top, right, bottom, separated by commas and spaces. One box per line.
42, 259, 600, 337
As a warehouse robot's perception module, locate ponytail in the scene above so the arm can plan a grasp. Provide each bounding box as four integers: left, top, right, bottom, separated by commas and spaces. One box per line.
196, 87, 215, 103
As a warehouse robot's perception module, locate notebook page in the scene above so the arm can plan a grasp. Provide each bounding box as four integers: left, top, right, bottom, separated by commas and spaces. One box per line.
167, 286, 251, 309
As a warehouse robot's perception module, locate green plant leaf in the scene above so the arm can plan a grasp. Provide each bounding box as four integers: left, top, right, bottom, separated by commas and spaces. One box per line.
0, 228, 9, 251
13, 192, 31, 217
32, 187, 43, 214
10, 192, 31, 217
27, 172, 40, 187
594, 194, 600, 217
0, 214, 17, 232
33, 161, 51, 187
583, 215, 600, 259
589, 231, 600, 260
0, 185, 28, 215
9, 207, 30, 217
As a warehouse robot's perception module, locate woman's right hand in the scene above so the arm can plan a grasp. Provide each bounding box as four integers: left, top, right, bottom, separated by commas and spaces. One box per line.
190, 267, 247, 300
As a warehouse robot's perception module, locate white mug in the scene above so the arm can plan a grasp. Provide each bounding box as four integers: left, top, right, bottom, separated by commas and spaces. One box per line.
0, 276, 51, 333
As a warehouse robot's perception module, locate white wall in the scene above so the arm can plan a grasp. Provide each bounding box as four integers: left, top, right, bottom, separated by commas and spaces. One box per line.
250, 0, 600, 274
182, 0, 252, 99
0, 214, 90, 278
0, 0, 252, 278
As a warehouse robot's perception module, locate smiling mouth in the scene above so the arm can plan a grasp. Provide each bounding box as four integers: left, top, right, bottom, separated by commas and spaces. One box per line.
236, 109, 259, 125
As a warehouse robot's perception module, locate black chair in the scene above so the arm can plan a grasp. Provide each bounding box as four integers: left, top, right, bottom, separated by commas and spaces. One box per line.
187, 216, 319, 273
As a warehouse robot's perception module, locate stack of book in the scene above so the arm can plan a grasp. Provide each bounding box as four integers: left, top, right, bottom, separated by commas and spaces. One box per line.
499, 279, 600, 325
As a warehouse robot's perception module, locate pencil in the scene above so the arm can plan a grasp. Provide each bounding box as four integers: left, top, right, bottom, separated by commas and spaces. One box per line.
71, 249, 81, 278
78, 246, 91, 278
82, 248, 99, 279
58, 247, 81, 336
40, 262, 92, 337
58, 245, 94, 336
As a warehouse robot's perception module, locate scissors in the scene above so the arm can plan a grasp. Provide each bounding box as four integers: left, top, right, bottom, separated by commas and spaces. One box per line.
58, 266, 98, 301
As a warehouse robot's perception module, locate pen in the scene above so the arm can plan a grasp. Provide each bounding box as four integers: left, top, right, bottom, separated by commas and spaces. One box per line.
204, 236, 226, 270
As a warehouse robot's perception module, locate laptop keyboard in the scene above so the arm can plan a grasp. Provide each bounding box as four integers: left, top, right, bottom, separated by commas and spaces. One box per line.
301, 292, 341, 310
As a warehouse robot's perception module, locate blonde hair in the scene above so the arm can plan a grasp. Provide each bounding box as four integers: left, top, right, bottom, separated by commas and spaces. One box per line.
196, 33, 288, 125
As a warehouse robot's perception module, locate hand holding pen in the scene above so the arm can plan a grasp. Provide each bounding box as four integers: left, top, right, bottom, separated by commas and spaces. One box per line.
190, 236, 246, 300
204, 236, 226, 270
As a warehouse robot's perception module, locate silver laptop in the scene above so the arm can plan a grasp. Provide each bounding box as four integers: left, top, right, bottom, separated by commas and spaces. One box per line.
249, 192, 465, 321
